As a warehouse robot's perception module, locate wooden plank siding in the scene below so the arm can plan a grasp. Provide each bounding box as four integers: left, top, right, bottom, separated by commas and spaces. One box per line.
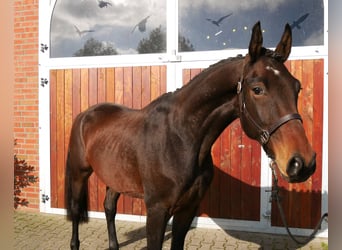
182, 69, 261, 221
182, 59, 324, 227
271, 59, 324, 229
50, 66, 167, 215
50, 59, 323, 228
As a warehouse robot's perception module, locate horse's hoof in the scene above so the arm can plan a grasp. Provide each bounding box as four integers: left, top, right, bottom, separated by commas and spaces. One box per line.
108, 240, 119, 250
70, 239, 80, 250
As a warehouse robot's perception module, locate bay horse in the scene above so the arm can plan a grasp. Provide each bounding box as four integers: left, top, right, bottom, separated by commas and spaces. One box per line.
65, 22, 316, 250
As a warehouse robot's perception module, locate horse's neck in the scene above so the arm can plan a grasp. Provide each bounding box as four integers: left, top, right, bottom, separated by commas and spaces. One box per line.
177, 58, 243, 129
175, 58, 244, 165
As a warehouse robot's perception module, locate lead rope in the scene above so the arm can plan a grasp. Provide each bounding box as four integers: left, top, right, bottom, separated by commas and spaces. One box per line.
268, 160, 328, 245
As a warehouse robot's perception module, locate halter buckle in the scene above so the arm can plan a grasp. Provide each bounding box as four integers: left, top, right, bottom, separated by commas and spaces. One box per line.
260, 130, 270, 145
237, 81, 242, 94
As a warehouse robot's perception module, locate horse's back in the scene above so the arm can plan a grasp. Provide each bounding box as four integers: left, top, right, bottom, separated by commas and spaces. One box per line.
69, 102, 132, 151
83, 102, 132, 122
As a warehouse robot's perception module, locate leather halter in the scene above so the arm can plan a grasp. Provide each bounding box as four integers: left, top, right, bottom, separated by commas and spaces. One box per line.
237, 79, 302, 145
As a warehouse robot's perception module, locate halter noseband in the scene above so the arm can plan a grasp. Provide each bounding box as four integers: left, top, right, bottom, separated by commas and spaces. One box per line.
237, 79, 302, 145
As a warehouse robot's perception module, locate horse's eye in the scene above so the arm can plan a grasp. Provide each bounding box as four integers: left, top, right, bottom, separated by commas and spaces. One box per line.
252, 87, 263, 95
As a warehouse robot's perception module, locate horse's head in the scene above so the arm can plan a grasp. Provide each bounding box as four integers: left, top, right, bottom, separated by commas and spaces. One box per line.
237, 21, 316, 183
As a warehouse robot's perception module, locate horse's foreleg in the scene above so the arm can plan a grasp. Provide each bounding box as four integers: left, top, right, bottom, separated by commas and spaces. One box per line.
146, 205, 171, 249
170, 205, 198, 250
104, 188, 121, 250
171, 165, 213, 250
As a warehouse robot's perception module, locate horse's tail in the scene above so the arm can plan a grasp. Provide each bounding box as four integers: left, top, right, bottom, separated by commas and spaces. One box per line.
65, 115, 89, 223
65, 152, 74, 221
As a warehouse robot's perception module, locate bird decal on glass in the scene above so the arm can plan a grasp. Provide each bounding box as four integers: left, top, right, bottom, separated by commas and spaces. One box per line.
206, 13, 233, 27
97, 0, 112, 8
74, 25, 95, 37
131, 15, 151, 33
290, 13, 309, 30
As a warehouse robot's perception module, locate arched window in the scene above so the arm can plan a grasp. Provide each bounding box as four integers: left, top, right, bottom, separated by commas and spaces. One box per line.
50, 0, 167, 58
50, 0, 325, 58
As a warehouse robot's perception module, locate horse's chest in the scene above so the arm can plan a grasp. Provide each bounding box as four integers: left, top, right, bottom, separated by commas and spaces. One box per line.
171, 166, 214, 213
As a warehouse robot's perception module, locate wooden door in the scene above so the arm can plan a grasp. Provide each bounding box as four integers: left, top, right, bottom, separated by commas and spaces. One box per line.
270, 59, 324, 229
183, 69, 261, 221
182, 59, 324, 227
49, 59, 324, 227
50, 66, 166, 215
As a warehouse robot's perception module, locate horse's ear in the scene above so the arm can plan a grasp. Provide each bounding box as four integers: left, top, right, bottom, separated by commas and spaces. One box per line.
275, 23, 292, 62
248, 21, 263, 63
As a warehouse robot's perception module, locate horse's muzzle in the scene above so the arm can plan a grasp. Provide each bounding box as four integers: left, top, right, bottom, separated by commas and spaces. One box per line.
286, 153, 316, 183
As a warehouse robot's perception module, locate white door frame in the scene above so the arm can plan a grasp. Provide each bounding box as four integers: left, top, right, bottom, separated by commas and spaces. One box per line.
38, 0, 328, 237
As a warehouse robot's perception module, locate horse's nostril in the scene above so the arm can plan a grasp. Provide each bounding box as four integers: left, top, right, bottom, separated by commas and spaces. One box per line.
287, 156, 304, 177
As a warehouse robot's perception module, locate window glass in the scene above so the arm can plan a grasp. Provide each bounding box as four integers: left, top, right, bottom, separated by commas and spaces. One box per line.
50, 0, 166, 58
179, 0, 324, 52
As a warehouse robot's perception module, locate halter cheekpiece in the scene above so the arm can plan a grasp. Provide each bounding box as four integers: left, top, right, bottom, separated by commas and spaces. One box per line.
237, 77, 302, 145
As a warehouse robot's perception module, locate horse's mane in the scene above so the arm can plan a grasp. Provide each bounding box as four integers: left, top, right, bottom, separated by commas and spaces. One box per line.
182, 54, 245, 88
195, 47, 284, 76
156, 55, 245, 100
146, 49, 284, 109
201, 54, 244, 75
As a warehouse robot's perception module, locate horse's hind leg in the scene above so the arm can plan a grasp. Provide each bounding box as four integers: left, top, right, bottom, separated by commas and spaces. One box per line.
67, 171, 92, 250
65, 152, 92, 250
104, 187, 121, 250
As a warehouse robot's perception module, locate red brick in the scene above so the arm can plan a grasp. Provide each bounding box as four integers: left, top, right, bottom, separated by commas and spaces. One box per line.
14, 0, 40, 211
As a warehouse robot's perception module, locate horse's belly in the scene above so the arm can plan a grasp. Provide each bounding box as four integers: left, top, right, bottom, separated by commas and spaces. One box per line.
92, 162, 144, 197
86, 132, 145, 196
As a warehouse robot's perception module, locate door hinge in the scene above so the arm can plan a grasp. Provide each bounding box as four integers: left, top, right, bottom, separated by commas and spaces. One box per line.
40, 78, 48, 87
41, 194, 50, 203
40, 43, 48, 53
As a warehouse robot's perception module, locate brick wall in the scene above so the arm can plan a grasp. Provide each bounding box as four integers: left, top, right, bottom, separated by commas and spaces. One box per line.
14, 0, 40, 211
